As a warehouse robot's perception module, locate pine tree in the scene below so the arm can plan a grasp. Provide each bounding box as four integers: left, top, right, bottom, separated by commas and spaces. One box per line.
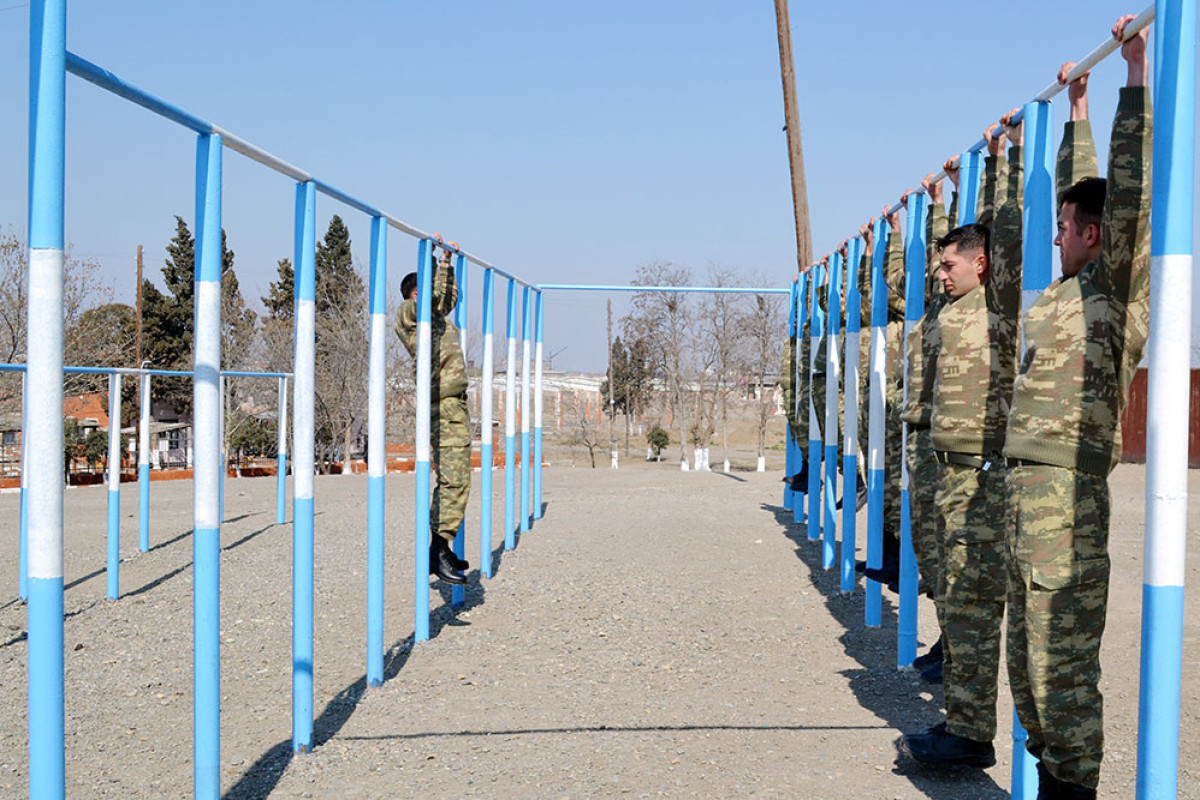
263, 258, 294, 321
315, 214, 364, 319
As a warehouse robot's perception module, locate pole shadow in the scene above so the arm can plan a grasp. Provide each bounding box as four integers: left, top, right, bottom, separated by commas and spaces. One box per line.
762, 501, 1006, 799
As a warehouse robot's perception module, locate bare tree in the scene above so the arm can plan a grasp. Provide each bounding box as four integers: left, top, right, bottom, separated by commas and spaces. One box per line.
742, 287, 785, 467
699, 265, 746, 471
559, 388, 600, 468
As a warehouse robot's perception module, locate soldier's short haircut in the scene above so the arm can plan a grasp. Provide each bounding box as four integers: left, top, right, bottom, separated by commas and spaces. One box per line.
936, 223, 990, 258
1060, 177, 1106, 233
401, 271, 419, 299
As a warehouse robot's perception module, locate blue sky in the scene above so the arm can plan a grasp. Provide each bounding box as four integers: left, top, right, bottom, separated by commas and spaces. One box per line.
0, 0, 1188, 371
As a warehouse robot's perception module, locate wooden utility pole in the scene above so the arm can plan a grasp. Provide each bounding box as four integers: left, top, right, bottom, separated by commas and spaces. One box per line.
135, 244, 144, 367
773, 0, 813, 271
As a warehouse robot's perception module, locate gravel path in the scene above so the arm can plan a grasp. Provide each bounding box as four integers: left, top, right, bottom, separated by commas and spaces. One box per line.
0, 461, 1197, 798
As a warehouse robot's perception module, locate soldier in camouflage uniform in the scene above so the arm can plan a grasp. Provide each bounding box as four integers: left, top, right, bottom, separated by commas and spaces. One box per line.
396, 239, 472, 586
1003, 21, 1152, 795
780, 271, 812, 491
901, 110, 1025, 769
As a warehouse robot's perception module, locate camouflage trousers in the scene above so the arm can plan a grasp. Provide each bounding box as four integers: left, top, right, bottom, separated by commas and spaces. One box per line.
905, 426, 941, 594
1005, 465, 1109, 790
883, 386, 903, 537
431, 393, 472, 544
936, 461, 1007, 743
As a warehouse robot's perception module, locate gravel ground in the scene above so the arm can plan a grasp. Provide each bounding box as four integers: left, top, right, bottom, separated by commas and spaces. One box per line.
0, 459, 1197, 798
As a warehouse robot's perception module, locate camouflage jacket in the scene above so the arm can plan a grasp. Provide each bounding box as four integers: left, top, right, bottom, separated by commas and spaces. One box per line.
1005, 87, 1152, 475
931, 146, 1024, 456
395, 254, 469, 399
900, 194, 956, 427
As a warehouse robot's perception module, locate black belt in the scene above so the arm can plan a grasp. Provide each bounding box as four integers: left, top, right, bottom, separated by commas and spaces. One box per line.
934, 451, 997, 471
1004, 457, 1049, 469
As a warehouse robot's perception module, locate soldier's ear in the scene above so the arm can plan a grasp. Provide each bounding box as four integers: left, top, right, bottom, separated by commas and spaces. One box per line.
1084, 222, 1101, 248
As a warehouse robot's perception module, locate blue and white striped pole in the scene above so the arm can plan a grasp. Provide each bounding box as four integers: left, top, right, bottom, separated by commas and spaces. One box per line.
480, 268, 496, 577
865, 218, 888, 627
1138, 2, 1194, 795
520, 286, 532, 533
806, 261, 824, 543
533, 290, 545, 521
219, 374, 226, 522
792, 273, 807, 526
1011, 97, 1056, 800
192, 131, 224, 797
958, 149, 984, 226
26, 0, 67, 791
276, 376, 287, 525
783, 279, 797, 512
504, 279, 517, 550
19, 373, 29, 600
291, 180, 317, 750
138, 372, 151, 551
413, 239, 434, 643
897, 191, 927, 668
841, 237, 862, 593
366, 216, 387, 686
822, 251, 842, 570
452, 253, 469, 609
106, 373, 122, 600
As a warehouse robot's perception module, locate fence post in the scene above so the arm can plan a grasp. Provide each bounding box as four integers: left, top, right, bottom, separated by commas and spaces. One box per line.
26, 0, 67, 791
138, 372, 151, 551
865, 218, 888, 627
192, 131, 224, 796
413, 238, 434, 643
480, 268, 495, 576
822, 251, 842, 570
291, 180, 317, 750
106, 372, 122, 600
533, 290, 545, 520
452, 253, 468, 609
520, 286, 532, 532
841, 236, 862, 593
504, 279, 517, 550
366, 216, 387, 686
1138, 2, 1194, 795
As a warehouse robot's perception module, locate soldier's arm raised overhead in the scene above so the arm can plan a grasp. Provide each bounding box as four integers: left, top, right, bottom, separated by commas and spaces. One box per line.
923, 173, 948, 301
977, 124, 1009, 230
859, 220, 875, 326
432, 240, 459, 316
1099, 14, 1152, 316
1056, 61, 1099, 206
988, 109, 1025, 320
883, 200, 906, 320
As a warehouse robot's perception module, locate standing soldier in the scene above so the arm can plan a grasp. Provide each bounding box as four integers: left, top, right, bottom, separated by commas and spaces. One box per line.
780, 268, 812, 491
901, 108, 1024, 768
1003, 18, 1151, 797
396, 237, 472, 586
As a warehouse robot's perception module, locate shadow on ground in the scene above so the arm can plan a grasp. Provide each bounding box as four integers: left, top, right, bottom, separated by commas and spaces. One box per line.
763, 498, 1007, 799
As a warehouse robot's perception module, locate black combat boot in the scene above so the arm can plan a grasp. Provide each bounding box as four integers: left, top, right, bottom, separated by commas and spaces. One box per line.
1037, 762, 1096, 799
782, 462, 810, 491
863, 529, 901, 587
429, 537, 467, 585
900, 721, 995, 768
912, 636, 944, 671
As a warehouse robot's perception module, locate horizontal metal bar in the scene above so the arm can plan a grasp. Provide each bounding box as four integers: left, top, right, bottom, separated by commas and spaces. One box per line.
537, 284, 790, 295
65, 51, 537, 289
221, 370, 292, 379
0, 363, 290, 379
879, 3, 1154, 218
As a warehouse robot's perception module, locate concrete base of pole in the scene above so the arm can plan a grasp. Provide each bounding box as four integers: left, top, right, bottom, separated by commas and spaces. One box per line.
756, 456, 766, 473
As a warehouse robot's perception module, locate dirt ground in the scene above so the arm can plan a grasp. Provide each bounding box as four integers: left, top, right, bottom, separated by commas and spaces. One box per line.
0, 455, 1197, 798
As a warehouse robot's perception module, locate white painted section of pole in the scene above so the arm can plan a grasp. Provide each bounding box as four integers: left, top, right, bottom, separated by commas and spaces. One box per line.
294, 297, 316, 501
26, 249, 65, 580
107, 373, 122, 492
416, 315, 432, 464
756, 455, 766, 473
194, 282, 223, 533
868, 328, 886, 472
368, 314, 386, 480
138, 374, 150, 470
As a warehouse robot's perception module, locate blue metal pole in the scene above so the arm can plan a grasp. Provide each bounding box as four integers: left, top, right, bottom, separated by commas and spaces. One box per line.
958, 149, 984, 226
504, 279, 517, 550
841, 237, 862, 594
291, 180, 317, 750
519, 286, 532, 533
783, 279, 797, 511
792, 273, 808, 526
105, 372, 122, 600
26, 0, 67, 792
19, 373, 29, 600
897, 190, 927, 668
366, 216, 387, 685
192, 131, 224, 797
806, 262, 824, 543
533, 290, 545, 521
138, 372, 150, 551
1011, 97, 1056, 800
413, 238, 434, 643
822, 251, 842, 570
452, 254, 468, 609
219, 375, 225, 523
276, 376, 287, 525
479, 268, 495, 577
865, 218, 888, 627
1138, 3, 1194, 795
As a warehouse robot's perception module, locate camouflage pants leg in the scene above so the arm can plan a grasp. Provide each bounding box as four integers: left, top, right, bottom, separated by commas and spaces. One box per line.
431, 394, 472, 545
906, 426, 941, 595
882, 386, 903, 537
937, 462, 1007, 743
1005, 465, 1109, 790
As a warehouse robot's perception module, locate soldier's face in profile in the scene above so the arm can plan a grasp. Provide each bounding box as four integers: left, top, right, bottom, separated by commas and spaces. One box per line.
1055, 202, 1099, 278
938, 243, 986, 299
